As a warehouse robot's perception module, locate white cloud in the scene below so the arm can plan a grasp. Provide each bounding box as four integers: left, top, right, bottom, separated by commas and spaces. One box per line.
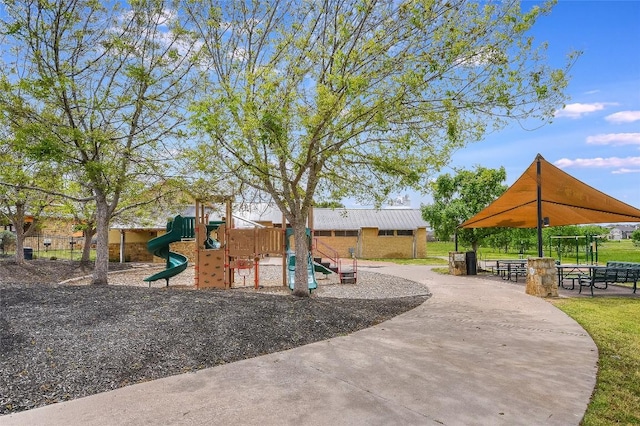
121, 8, 176, 28
586, 133, 640, 146
454, 46, 504, 67
228, 47, 248, 61
605, 110, 640, 123
554, 156, 640, 172
612, 168, 640, 174
554, 102, 612, 119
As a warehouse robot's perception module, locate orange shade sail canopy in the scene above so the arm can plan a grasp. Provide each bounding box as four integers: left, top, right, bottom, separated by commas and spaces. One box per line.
460, 154, 640, 229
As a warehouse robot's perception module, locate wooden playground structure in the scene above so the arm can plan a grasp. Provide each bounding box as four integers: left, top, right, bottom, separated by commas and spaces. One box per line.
145, 198, 356, 289
193, 199, 286, 289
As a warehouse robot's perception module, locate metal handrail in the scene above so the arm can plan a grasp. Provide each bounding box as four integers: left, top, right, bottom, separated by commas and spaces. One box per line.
312, 237, 341, 274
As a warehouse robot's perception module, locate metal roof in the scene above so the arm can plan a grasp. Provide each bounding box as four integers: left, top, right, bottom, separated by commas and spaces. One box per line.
110, 205, 429, 231
234, 205, 429, 230
313, 208, 429, 231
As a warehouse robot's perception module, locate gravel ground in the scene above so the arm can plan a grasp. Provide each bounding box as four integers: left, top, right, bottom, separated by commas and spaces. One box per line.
0, 259, 430, 415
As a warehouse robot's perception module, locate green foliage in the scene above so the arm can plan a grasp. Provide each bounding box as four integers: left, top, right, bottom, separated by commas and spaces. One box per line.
484, 228, 537, 253
1, 0, 203, 281
543, 225, 609, 263
631, 229, 640, 247
0, 117, 62, 256
0, 0, 577, 289
422, 165, 508, 251
314, 201, 346, 209
484, 225, 609, 258
366, 258, 449, 266
427, 234, 639, 264
187, 0, 574, 210
0, 230, 16, 253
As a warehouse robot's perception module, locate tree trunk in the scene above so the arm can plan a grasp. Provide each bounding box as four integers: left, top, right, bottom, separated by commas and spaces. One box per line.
81, 226, 96, 264
292, 220, 311, 298
11, 203, 26, 264
91, 200, 110, 285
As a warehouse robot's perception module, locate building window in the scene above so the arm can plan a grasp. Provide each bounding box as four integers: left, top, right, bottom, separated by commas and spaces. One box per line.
396, 230, 414, 236
378, 230, 394, 236
314, 230, 332, 237
334, 230, 358, 237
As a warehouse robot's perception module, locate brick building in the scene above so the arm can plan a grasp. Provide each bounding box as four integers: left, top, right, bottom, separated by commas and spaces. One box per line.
311, 208, 429, 259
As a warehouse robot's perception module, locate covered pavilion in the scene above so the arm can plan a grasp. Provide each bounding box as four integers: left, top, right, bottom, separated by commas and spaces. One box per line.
460, 154, 640, 256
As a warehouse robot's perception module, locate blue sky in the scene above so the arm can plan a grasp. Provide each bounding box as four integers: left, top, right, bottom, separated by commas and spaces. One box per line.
376, 0, 640, 210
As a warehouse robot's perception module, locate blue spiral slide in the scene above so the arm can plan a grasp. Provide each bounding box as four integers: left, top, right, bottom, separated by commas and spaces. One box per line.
144, 215, 189, 286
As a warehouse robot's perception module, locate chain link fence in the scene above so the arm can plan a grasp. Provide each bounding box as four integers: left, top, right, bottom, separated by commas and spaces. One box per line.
2, 234, 94, 261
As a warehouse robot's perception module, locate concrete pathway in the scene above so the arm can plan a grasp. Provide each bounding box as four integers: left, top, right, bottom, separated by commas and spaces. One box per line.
0, 265, 597, 426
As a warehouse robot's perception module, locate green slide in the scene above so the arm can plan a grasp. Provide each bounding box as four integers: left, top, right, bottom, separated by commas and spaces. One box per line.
144, 215, 189, 286
287, 250, 318, 293
313, 261, 334, 275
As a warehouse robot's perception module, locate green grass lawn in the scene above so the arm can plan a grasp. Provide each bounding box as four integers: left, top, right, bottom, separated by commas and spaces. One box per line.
5, 248, 93, 261
366, 257, 449, 265
552, 298, 640, 425
424, 240, 640, 264
595, 239, 640, 263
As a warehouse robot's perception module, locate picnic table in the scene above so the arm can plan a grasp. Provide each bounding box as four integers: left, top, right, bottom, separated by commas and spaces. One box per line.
556, 264, 605, 290
577, 262, 640, 296
492, 259, 528, 282
557, 262, 639, 296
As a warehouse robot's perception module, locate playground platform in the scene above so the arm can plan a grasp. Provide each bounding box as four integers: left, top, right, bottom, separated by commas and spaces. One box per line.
1, 264, 597, 425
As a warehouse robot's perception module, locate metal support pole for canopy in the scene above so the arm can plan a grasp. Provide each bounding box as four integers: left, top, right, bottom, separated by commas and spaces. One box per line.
454, 230, 458, 252
536, 157, 544, 257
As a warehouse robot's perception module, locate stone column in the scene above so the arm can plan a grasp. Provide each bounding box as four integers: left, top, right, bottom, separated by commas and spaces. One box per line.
449, 252, 467, 276
525, 257, 558, 297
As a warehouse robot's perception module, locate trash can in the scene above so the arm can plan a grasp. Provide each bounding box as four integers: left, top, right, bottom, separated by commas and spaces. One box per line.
23, 247, 33, 260
465, 251, 477, 275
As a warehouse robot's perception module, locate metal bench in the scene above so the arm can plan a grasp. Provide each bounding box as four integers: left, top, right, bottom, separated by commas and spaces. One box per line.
605, 261, 639, 294
578, 262, 639, 296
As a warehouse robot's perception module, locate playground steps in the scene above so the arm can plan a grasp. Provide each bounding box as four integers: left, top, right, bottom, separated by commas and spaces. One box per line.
313, 257, 357, 284
339, 270, 357, 284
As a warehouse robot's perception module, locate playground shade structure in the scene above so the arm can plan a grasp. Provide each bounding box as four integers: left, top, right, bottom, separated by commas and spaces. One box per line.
460, 154, 640, 229
144, 215, 189, 285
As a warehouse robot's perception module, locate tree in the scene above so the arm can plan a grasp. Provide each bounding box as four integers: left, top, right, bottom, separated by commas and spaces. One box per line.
631, 229, 640, 247
0, 230, 17, 255
185, 0, 576, 296
0, 0, 202, 284
543, 224, 608, 261
484, 228, 536, 254
315, 201, 345, 209
422, 166, 508, 252
0, 122, 61, 264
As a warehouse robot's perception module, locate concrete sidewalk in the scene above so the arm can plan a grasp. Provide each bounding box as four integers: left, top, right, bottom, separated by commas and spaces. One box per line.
1, 265, 597, 425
